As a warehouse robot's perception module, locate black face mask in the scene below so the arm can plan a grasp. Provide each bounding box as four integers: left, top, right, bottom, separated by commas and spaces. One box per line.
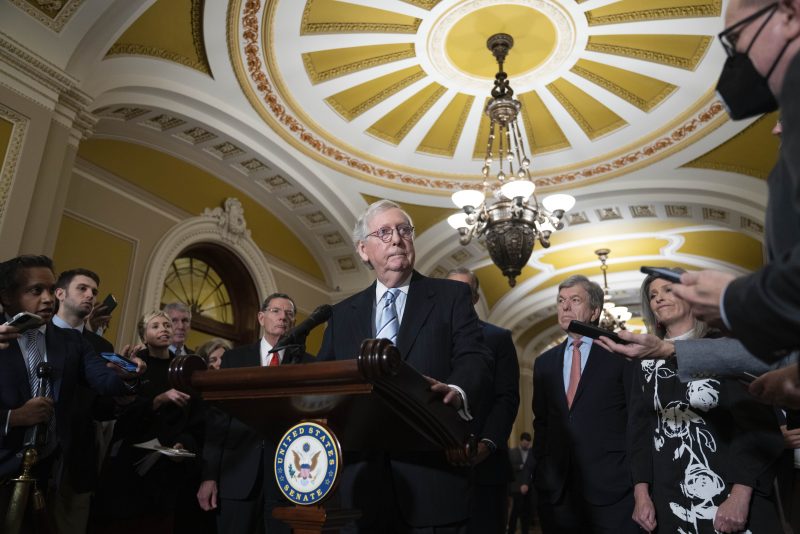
716, 52, 779, 120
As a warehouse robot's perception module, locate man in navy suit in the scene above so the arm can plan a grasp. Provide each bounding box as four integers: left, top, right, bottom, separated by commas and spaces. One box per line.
198, 292, 307, 534
446, 268, 519, 534
0, 255, 143, 524
532, 275, 636, 533
318, 200, 493, 533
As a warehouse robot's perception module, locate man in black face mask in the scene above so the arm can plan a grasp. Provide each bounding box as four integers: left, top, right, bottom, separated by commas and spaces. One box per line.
599, 0, 800, 408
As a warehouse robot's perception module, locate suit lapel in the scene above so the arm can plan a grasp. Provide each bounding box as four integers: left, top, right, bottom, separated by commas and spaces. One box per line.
396, 272, 434, 360
554, 341, 570, 413
9, 340, 31, 402
348, 282, 376, 347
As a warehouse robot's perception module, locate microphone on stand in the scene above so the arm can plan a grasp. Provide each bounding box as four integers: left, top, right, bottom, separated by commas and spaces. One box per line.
270, 304, 333, 363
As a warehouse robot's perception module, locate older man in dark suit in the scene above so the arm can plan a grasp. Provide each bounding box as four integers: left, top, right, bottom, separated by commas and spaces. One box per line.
198, 292, 311, 534
532, 275, 636, 534
446, 267, 519, 534
318, 199, 493, 533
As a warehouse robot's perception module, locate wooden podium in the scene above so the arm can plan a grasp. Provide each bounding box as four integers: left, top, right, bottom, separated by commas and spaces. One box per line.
169, 339, 474, 533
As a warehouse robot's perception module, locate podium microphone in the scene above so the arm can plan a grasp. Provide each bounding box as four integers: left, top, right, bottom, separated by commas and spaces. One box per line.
24, 363, 53, 448
270, 304, 333, 356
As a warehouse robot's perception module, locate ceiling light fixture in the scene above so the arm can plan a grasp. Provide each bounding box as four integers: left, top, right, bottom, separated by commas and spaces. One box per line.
595, 248, 632, 332
448, 33, 575, 287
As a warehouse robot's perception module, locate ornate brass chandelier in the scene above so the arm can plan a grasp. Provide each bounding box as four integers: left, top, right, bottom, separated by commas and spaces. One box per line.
595, 248, 632, 332
448, 33, 574, 287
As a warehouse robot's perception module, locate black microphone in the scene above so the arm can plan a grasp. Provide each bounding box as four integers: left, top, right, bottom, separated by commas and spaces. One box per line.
270, 304, 333, 355
25, 363, 53, 448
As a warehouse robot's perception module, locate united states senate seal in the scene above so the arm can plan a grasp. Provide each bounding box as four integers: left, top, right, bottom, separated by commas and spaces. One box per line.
274, 421, 341, 505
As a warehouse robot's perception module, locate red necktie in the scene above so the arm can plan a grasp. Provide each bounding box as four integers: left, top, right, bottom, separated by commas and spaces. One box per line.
269, 353, 280, 366
566, 337, 583, 408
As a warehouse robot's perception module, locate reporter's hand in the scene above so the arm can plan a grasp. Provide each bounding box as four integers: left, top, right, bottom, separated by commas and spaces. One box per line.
470, 441, 491, 466
425, 376, 463, 410
781, 425, 800, 449
0, 324, 20, 350
749, 364, 800, 408
197, 480, 218, 511
671, 270, 736, 328
9, 397, 54, 427
520, 484, 529, 496
86, 304, 112, 332
713, 484, 751, 532
594, 331, 674, 360
153, 388, 191, 410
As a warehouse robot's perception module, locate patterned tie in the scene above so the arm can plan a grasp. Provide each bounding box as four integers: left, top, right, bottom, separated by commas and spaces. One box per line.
25, 330, 47, 397
566, 337, 583, 408
376, 288, 400, 344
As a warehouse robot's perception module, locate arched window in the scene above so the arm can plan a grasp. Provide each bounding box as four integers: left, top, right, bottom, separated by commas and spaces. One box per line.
161, 243, 259, 347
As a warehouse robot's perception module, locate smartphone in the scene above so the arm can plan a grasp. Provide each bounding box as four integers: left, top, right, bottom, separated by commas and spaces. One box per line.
568, 320, 628, 345
640, 266, 683, 284
3, 312, 44, 333
99, 294, 117, 314
100, 352, 138, 373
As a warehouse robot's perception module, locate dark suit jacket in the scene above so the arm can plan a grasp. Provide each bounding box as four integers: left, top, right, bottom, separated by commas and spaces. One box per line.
473, 321, 519, 486
317, 271, 494, 526
202, 343, 313, 501
0, 324, 129, 480
724, 52, 800, 360
532, 339, 633, 506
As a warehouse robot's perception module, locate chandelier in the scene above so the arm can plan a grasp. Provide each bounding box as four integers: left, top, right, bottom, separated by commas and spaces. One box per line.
595, 248, 632, 332
447, 33, 575, 287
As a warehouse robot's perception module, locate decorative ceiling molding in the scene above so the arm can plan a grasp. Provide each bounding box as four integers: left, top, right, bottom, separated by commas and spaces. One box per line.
9, 0, 85, 33
0, 103, 29, 229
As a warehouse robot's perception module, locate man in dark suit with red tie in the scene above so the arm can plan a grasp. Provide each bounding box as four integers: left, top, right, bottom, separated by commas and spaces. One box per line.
198, 292, 308, 534
531, 275, 636, 533
318, 200, 493, 533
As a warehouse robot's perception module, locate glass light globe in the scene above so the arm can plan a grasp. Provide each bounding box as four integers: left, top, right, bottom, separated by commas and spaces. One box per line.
542, 194, 576, 213
451, 189, 485, 209
447, 212, 470, 229
500, 179, 535, 200
610, 306, 629, 319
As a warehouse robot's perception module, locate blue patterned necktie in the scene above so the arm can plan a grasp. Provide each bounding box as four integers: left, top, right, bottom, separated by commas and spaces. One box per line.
376, 288, 400, 344
25, 329, 47, 397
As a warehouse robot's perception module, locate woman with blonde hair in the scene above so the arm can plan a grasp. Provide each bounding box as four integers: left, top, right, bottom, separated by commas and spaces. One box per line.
629, 268, 783, 533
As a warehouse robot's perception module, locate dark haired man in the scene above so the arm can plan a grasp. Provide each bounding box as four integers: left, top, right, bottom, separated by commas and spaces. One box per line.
0, 255, 143, 525
199, 292, 311, 534
508, 432, 535, 534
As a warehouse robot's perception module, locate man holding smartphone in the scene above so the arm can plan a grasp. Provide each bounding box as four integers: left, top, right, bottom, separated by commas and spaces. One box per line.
0, 255, 145, 526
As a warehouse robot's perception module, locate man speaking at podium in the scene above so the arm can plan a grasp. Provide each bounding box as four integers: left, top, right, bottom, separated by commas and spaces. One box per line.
318, 199, 493, 533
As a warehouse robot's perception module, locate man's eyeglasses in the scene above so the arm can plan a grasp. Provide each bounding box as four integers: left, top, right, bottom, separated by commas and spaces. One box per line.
366, 224, 415, 243
263, 307, 295, 318
718, 2, 778, 58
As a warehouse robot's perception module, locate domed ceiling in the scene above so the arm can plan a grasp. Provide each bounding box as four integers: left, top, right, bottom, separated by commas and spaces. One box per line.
1, 0, 777, 370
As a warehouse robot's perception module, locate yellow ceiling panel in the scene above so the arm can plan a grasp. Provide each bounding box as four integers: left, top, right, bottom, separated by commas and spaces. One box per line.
361, 194, 449, 235
547, 78, 627, 140
682, 111, 781, 180
77, 139, 325, 281
417, 93, 475, 157
586, 0, 721, 26
0, 117, 12, 166
571, 59, 677, 112
539, 238, 671, 270
106, 0, 210, 75
400, 0, 442, 9
677, 231, 764, 271
519, 91, 570, 155
367, 82, 447, 145
477, 264, 540, 309
303, 43, 416, 84
324, 65, 426, 121
301, 0, 422, 34
587, 34, 712, 71
472, 97, 492, 160
445, 5, 556, 78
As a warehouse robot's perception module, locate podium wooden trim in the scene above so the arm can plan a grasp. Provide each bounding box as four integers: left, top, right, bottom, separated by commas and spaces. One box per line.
169, 339, 475, 533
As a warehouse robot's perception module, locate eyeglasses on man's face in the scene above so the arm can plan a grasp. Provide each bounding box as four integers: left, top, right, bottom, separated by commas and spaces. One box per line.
366, 224, 415, 243
718, 2, 778, 58
264, 307, 295, 318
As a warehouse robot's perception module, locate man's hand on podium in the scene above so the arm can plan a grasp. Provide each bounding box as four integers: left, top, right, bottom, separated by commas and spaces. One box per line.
425, 376, 463, 410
